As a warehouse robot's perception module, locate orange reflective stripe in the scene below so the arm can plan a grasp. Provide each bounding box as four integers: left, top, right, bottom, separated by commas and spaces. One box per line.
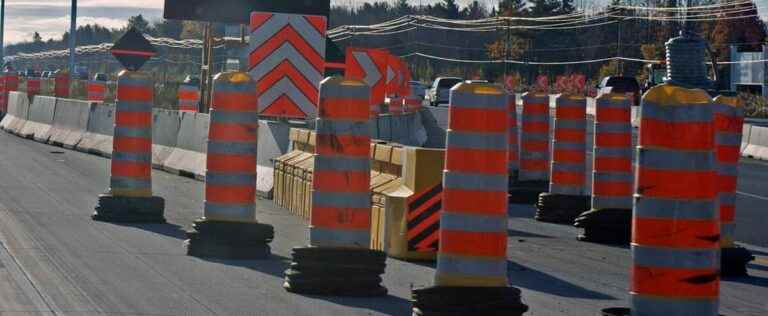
555, 107, 585, 119
633, 217, 719, 248
632, 266, 719, 298
716, 146, 739, 163
449, 107, 507, 133
117, 85, 152, 102
523, 103, 548, 114
111, 161, 151, 178
445, 149, 507, 174
714, 115, 743, 133
716, 176, 737, 193
597, 108, 630, 122
443, 189, 507, 215
207, 154, 257, 172
316, 134, 370, 157
522, 121, 548, 133
640, 119, 714, 150
520, 159, 548, 171
440, 230, 507, 257
554, 129, 585, 142
319, 97, 369, 120
312, 170, 370, 192
596, 133, 632, 147
208, 123, 258, 142
594, 181, 633, 196
637, 169, 716, 199
720, 205, 735, 222
212, 92, 258, 111
594, 157, 632, 172
552, 171, 584, 185
206, 185, 256, 204
553, 149, 585, 163
115, 112, 151, 126
521, 140, 548, 152
178, 90, 199, 100
310, 207, 371, 229
114, 137, 151, 152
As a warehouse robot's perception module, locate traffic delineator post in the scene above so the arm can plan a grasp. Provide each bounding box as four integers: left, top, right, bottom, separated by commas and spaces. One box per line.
177, 83, 199, 112
284, 76, 387, 297
26, 76, 41, 100
714, 94, 754, 276
575, 93, 634, 244
92, 70, 165, 223
54, 70, 70, 98
87, 80, 107, 102
535, 94, 590, 224
411, 82, 528, 316
185, 71, 274, 260
509, 91, 550, 204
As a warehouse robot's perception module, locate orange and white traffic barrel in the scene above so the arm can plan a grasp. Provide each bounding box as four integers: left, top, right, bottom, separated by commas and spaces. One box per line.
54, 70, 70, 98
284, 77, 386, 297
412, 82, 527, 316
509, 92, 550, 204
404, 84, 423, 113
388, 96, 404, 115
535, 94, 590, 223
575, 93, 634, 244
93, 70, 165, 223
177, 83, 199, 112
87, 80, 107, 102
0, 71, 18, 114
26, 76, 41, 99
186, 71, 273, 260
714, 94, 754, 276
508, 93, 519, 179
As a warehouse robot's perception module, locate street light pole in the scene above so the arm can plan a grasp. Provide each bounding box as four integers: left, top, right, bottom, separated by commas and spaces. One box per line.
69, 0, 77, 76
1, 0, 6, 65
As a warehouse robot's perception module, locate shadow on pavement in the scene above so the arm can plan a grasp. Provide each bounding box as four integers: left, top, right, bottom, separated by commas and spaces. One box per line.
747, 263, 768, 272
508, 205, 536, 218
508, 228, 551, 239
722, 275, 768, 287
198, 253, 290, 278
507, 260, 615, 300
312, 294, 412, 316
116, 222, 188, 240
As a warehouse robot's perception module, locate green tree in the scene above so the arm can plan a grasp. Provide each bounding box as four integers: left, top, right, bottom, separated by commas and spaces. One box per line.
439, 0, 461, 19
528, 0, 559, 17
127, 14, 151, 33
499, 0, 527, 16
32, 32, 42, 43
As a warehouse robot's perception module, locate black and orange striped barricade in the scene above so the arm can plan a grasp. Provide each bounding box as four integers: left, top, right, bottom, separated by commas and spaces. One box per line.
714, 94, 754, 276
284, 77, 387, 297
54, 70, 70, 98
535, 94, 590, 224
508, 93, 519, 180
177, 83, 199, 112
185, 71, 274, 259
575, 93, 633, 244
92, 70, 165, 223
509, 91, 550, 204
26, 76, 41, 99
87, 80, 107, 102
604, 83, 720, 316
411, 82, 528, 316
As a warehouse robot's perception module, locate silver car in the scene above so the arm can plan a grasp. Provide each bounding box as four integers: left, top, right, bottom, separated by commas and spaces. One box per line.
427, 77, 462, 106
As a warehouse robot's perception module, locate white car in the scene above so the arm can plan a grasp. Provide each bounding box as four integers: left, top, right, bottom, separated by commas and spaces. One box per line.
427, 77, 463, 106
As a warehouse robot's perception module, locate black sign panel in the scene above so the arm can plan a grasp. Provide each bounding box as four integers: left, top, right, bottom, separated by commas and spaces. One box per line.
163, 0, 330, 24
111, 28, 157, 71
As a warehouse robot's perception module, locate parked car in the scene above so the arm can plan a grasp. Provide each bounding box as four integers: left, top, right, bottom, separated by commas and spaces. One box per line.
93, 73, 108, 82
40, 71, 51, 78
427, 77, 463, 106
597, 76, 641, 106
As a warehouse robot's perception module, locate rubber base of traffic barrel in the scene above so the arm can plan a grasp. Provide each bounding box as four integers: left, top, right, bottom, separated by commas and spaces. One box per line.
411, 286, 528, 316
92, 194, 166, 223
185, 218, 273, 260
509, 180, 548, 204
721, 246, 755, 277
284, 247, 387, 297
535, 193, 591, 224
574, 209, 632, 245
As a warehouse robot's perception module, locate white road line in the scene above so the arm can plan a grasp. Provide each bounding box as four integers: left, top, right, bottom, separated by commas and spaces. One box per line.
737, 190, 768, 201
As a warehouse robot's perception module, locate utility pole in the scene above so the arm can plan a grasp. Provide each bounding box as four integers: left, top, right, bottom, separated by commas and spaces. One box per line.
69, 0, 77, 76
199, 22, 212, 113
504, 18, 511, 79
0, 0, 5, 66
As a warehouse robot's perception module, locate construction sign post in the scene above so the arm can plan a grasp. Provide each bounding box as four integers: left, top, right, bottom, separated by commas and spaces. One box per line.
248, 12, 327, 119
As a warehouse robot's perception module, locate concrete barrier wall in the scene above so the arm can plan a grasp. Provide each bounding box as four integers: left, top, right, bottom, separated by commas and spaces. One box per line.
162, 111, 208, 179
743, 124, 768, 161
48, 98, 91, 148
19, 96, 56, 141
0, 92, 30, 133
257, 120, 292, 195
77, 104, 115, 157
152, 110, 181, 168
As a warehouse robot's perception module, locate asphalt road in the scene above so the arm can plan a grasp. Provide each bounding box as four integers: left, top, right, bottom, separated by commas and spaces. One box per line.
0, 130, 767, 315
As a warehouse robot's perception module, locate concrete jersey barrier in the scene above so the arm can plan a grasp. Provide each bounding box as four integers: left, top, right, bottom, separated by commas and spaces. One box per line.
19, 96, 56, 142
162, 111, 208, 179
257, 120, 292, 195
48, 98, 91, 148
742, 124, 768, 161
152, 109, 181, 168
0, 92, 30, 134
76, 103, 115, 157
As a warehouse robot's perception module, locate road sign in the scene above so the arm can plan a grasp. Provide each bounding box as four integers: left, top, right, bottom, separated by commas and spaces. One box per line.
556, 75, 570, 93
535, 75, 549, 92
386, 54, 402, 97
111, 27, 157, 71
248, 12, 327, 119
346, 47, 387, 106
570, 74, 586, 94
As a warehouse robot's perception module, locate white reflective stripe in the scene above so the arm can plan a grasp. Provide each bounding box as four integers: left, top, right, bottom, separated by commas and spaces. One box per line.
450, 90, 507, 110
249, 14, 325, 55
553, 119, 586, 129
552, 141, 585, 150
314, 156, 370, 172
352, 51, 382, 86
593, 172, 633, 183
259, 77, 316, 116
637, 148, 713, 171
250, 43, 322, 85
312, 191, 370, 209
632, 245, 719, 269
111, 177, 151, 189
447, 131, 507, 150
309, 226, 370, 248
204, 202, 256, 220
320, 77, 370, 100
594, 147, 633, 158
521, 133, 549, 142
550, 184, 584, 195
592, 196, 633, 210
634, 196, 717, 220
436, 253, 507, 278
551, 162, 585, 173
631, 294, 718, 316
721, 223, 735, 238
716, 163, 738, 177
595, 122, 632, 133
715, 132, 742, 146
719, 192, 737, 205
641, 100, 712, 122
518, 170, 548, 181
440, 212, 507, 233
521, 151, 549, 160
443, 172, 507, 192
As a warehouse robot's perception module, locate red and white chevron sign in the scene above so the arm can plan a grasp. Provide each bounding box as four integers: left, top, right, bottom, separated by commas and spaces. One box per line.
386, 54, 403, 97
249, 12, 327, 119
345, 47, 388, 108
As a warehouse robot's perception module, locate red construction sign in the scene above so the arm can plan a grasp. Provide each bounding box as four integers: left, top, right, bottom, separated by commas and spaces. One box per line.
535, 75, 549, 92
570, 74, 587, 94
400, 60, 412, 96
345, 47, 388, 106
248, 12, 327, 119
555, 75, 570, 93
